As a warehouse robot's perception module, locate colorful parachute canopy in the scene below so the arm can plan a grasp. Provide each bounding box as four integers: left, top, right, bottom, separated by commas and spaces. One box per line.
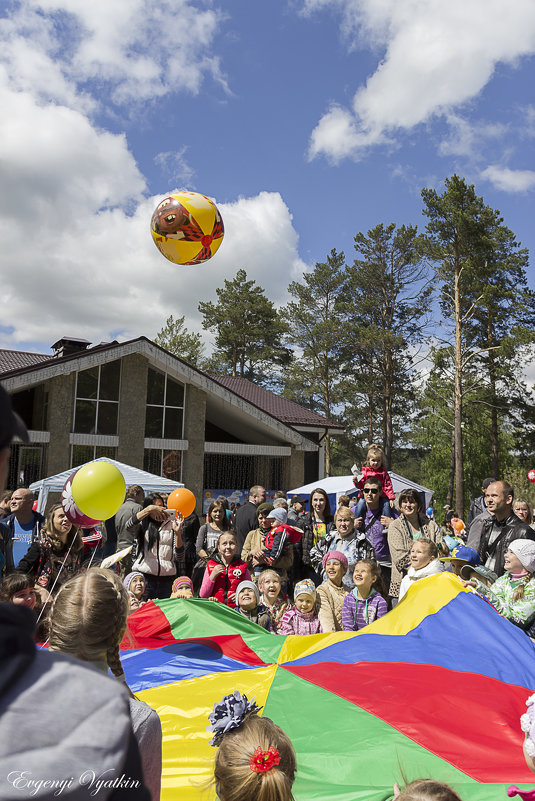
120, 573, 535, 801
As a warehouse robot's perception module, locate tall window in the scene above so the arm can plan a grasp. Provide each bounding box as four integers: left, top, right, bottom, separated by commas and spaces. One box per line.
71, 445, 117, 467
73, 360, 121, 435
144, 449, 182, 480
145, 368, 184, 439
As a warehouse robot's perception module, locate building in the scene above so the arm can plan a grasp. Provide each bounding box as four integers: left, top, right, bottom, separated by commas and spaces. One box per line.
0, 337, 342, 508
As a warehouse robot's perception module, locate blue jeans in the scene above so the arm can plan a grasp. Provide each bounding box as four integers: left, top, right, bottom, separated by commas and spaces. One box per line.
353, 497, 391, 520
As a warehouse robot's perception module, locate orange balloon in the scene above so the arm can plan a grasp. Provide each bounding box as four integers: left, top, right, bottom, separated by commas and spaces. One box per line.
452, 519, 465, 533
167, 488, 196, 517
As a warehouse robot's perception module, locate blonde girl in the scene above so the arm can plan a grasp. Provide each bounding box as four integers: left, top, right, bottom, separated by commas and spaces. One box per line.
17, 503, 83, 593
48, 567, 162, 800
208, 691, 296, 801
258, 569, 289, 632
514, 498, 534, 528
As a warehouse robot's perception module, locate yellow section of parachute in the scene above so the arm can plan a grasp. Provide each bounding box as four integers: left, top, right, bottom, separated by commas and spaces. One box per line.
138, 665, 278, 801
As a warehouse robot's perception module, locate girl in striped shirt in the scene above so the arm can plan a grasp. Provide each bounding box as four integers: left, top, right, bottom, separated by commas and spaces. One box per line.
342, 559, 388, 631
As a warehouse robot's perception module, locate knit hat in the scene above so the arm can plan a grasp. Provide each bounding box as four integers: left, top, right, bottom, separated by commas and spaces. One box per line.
257, 502, 274, 517
236, 580, 259, 604
294, 579, 316, 602
509, 539, 535, 573
123, 572, 144, 591
172, 575, 194, 595
322, 550, 349, 572
439, 545, 480, 566
267, 507, 287, 524
290, 495, 304, 507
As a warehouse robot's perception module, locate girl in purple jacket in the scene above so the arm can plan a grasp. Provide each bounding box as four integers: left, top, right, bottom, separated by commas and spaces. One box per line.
342, 559, 388, 631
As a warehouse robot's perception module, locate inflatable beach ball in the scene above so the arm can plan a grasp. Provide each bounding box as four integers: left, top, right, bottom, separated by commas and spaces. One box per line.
150, 191, 224, 265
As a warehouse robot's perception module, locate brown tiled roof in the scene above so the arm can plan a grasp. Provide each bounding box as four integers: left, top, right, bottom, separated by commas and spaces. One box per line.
0, 349, 52, 374
209, 375, 343, 429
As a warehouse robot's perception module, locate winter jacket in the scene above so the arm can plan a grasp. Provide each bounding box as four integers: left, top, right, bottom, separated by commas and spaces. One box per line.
353, 466, 395, 500
398, 559, 445, 601
241, 527, 293, 582
468, 512, 535, 577
0, 604, 150, 801
310, 530, 374, 588
279, 606, 322, 635
199, 553, 250, 607
0, 511, 45, 573
317, 579, 349, 632
474, 572, 535, 628
342, 588, 388, 631
235, 604, 271, 631
387, 516, 442, 598
130, 514, 184, 578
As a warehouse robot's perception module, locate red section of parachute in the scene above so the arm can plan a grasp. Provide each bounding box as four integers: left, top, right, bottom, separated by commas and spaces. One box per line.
121, 600, 269, 665
284, 660, 533, 783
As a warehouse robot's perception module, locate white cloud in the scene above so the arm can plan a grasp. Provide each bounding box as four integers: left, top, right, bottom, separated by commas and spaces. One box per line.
0, 0, 227, 109
480, 165, 535, 192
306, 0, 535, 161
438, 114, 508, 159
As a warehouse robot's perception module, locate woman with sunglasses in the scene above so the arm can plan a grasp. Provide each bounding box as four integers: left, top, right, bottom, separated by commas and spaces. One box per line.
387, 488, 442, 602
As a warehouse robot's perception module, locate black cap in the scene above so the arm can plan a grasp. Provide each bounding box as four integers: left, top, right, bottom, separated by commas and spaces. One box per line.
0, 385, 29, 450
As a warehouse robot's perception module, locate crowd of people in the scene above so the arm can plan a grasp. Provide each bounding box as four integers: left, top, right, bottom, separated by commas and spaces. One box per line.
2, 391, 535, 800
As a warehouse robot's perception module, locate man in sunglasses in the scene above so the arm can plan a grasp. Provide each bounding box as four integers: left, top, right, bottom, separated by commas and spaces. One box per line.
355, 477, 394, 594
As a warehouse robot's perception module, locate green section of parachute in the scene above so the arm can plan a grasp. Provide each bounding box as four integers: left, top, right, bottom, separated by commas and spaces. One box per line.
154, 597, 285, 665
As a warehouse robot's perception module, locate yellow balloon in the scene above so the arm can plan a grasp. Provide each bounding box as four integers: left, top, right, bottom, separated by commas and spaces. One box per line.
71, 461, 126, 521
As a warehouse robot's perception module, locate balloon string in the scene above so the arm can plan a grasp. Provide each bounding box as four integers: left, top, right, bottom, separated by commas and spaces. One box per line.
36, 535, 76, 629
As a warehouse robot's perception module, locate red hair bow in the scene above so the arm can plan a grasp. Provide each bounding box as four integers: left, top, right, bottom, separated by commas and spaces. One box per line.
249, 746, 281, 773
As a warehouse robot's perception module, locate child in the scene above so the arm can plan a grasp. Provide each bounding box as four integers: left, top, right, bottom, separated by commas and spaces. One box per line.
393, 779, 463, 800
207, 690, 296, 801
0, 573, 51, 641
279, 579, 322, 635
316, 551, 349, 632
351, 443, 395, 518
255, 508, 302, 578
49, 568, 162, 801
199, 532, 250, 607
123, 571, 147, 613
463, 539, 535, 633
439, 544, 480, 577
342, 559, 388, 631
398, 539, 444, 600
258, 569, 289, 633
235, 580, 271, 630
171, 575, 194, 598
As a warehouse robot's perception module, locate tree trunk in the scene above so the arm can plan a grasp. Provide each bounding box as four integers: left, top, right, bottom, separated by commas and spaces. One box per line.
453, 245, 465, 516
368, 393, 374, 444
383, 349, 393, 468
487, 310, 499, 476
447, 426, 455, 508
325, 432, 331, 477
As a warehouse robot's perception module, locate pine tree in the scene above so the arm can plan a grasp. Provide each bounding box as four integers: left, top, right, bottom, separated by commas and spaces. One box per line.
198, 269, 290, 385
154, 315, 204, 366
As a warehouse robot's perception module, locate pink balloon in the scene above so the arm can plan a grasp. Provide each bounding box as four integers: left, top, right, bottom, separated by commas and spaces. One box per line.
528, 469, 535, 484
62, 470, 101, 527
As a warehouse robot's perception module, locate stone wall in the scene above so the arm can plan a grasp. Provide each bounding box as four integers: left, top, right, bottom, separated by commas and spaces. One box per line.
181, 384, 206, 513
46, 373, 76, 475
117, 353, 148, 468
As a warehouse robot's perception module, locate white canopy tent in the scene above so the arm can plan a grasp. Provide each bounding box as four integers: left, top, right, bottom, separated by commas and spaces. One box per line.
29, 457, 184, 515
287, 472, 434, 512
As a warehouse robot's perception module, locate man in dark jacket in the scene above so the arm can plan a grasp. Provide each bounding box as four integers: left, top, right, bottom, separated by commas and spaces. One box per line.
115, 485, 144, 575
234, 485, 266, 552
0, 488, 44, 572
467, 480, 535, 577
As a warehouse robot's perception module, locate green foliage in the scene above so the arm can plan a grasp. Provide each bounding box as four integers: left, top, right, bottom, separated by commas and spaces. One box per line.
198, 268, 291, 385
154, 315, 204, 367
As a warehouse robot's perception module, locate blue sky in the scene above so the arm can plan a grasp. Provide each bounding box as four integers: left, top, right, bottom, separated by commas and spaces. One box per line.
0, 0, 534, 358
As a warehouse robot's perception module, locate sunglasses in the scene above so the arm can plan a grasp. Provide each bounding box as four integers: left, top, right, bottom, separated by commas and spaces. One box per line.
363, 488, 379, 495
